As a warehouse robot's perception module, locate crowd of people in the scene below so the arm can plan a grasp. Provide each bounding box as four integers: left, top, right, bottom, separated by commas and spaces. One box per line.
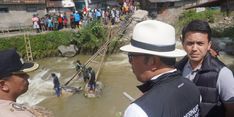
32, 13, 69, 33
31, 2, 136, 33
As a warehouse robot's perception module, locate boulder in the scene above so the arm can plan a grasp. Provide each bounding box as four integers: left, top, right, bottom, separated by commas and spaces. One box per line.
131, 10, 148, 22
58, 44, 78, 57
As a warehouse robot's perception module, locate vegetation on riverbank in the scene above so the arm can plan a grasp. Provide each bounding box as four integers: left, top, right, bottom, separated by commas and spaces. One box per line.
0, 20, 108, 59
72, 21, 107, 54
175, 9, 234, 39
0, 31, 73, 59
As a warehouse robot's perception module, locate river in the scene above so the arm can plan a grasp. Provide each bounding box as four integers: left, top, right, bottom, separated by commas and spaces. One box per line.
17, 53, 141, 117
16, 51, 234, 117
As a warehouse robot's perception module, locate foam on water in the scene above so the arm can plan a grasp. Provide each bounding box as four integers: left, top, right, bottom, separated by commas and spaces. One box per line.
17, 69, 61, 106
105, 53, 130, 66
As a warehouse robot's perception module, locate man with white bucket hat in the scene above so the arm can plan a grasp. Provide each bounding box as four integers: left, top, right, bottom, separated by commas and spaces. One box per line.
120, 20, 200, 117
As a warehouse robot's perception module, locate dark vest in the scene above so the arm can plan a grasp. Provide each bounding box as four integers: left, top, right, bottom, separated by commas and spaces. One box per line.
134, 71, 200, 117
176, 54, 225, 117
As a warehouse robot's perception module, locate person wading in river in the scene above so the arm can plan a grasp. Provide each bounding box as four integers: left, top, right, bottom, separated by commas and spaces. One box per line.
120, 20, 201, 117
51, 73, 61, 97
87, 67, 96, 92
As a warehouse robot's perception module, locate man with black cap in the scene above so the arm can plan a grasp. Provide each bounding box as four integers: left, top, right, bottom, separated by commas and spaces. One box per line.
0, 48, 39, 117
120, 20, 201, 117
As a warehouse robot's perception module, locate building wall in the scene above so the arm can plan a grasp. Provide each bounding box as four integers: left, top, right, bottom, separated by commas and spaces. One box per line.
0, 4, 46, 30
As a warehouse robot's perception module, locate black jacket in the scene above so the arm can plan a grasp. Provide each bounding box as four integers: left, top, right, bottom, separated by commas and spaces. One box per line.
134, 71, 200, 117
176, 54, 225, 117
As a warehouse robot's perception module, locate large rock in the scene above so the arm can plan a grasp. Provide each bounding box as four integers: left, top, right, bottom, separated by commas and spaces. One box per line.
58, 44, 78, 57
132, 10, 148, 22
120, 10, 149, 42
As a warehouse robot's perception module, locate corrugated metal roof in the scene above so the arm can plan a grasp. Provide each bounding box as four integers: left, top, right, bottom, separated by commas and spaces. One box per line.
0, 0, 45, 4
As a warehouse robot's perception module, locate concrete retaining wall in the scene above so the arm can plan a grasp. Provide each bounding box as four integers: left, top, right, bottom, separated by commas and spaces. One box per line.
0, 4, 46, 31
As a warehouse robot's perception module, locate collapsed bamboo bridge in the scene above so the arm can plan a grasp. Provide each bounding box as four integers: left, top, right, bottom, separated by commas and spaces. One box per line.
63, 15, 133, 87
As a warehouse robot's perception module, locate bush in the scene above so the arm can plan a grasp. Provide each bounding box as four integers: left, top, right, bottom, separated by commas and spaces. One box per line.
73, 20, 107, 54
212, 26, 234, 38
175, 9, 220, 36
0, 31, 75, 59
0, 21, 108, 59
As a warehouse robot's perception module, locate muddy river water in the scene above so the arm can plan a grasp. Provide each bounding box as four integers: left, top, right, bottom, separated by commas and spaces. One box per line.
18, 53, 141, 117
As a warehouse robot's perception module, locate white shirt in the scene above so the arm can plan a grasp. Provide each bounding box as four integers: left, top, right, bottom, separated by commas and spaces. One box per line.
0, 100, 35, 117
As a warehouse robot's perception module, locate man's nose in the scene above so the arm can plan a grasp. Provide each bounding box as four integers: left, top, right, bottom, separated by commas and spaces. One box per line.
192, 44, 198, 51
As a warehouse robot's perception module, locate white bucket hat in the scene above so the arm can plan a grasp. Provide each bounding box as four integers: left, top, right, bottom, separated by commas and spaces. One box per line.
120, 20, 186, 58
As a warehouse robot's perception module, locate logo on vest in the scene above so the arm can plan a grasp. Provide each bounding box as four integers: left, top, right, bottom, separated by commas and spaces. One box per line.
184, 104, 199, 117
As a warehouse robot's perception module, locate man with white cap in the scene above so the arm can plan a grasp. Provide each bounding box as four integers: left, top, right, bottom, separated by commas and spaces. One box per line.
0, 48, 39, 117
120, 20, 200, 117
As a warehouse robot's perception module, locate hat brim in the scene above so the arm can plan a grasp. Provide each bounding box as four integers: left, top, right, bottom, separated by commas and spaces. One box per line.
120, 44, 187, 58
12, 62, 39, 74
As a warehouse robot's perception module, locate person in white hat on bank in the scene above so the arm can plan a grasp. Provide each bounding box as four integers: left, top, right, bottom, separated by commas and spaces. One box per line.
0, 48, 39, 117
120, 20, 201, 117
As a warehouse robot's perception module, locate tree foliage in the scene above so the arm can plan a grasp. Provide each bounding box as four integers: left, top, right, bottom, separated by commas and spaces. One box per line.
175, 9, 220, 36
73, 20, 107, 54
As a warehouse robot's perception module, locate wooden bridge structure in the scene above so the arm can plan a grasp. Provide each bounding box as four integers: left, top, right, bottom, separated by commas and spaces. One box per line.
63, 15, 133, 88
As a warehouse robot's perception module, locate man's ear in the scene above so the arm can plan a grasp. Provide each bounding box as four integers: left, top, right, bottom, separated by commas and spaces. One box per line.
208, 41, 212, 50
150, 56, 160, 71
0, 80, 9, 91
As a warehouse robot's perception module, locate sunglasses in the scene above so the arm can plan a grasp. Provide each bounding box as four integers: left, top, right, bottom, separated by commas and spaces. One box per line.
127, 53, 145, 63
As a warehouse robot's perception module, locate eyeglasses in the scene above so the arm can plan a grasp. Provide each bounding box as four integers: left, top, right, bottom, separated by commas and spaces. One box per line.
127, 53, 145, 63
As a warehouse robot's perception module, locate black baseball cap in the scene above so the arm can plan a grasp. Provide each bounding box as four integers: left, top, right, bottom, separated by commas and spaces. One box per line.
0, 48, 39, 79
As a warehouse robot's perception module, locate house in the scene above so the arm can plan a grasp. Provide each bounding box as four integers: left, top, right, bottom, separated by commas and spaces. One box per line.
0, 0, 46, 30
46, 0, 75, 13
0, 0, 76, 32
138, 0, 196, 17
74, 0, 119, 11
185, 0, 234, 16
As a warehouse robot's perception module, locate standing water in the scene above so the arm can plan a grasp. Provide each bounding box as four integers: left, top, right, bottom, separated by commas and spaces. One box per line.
17, 54, 141, 117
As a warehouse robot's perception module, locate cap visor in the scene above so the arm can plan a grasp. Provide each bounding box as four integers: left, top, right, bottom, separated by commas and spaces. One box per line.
12, 62, 39, 74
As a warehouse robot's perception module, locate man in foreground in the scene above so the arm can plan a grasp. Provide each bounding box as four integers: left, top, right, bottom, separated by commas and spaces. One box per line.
0, 48, 39, 116
120, 20, 200, 117
177, 20, 234, 117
